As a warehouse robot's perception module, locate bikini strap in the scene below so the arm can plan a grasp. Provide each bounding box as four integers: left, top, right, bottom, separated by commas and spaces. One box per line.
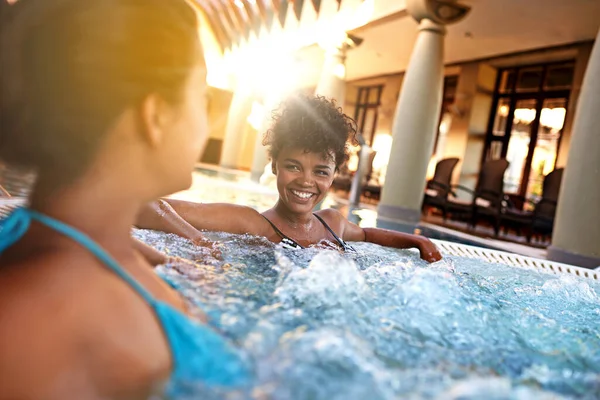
313, 213, 353, 251
3, 208, 156, 305
260, 215, 304, 249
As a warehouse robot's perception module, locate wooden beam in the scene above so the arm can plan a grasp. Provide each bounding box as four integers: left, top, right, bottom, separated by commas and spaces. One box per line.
241, 0, 261, 34
311, 0, 321, 15
228, 0, 251, 40
293, 0, 303, 21
277, 0, 288, 27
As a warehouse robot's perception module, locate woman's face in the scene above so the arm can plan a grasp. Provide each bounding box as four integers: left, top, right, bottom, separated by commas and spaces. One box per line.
156, 66, 209, 194
273, 147, 336, 215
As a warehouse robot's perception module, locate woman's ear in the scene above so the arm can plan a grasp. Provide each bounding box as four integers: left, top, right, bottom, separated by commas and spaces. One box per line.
271, 161, 277, 175
138, 94, 168, 148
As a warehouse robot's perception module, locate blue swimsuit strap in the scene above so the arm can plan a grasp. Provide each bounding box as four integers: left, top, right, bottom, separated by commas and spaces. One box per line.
2, 208, 156, 305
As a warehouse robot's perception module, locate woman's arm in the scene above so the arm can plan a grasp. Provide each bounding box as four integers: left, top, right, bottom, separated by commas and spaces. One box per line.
136, 199, 270, 239
340, 213, 442, 263
363, 228, 442, 263
132, 237, 168, 266
136, 199, 209, 245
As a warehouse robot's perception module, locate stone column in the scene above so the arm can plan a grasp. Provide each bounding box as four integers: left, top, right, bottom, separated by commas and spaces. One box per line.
377, 0, 470, 223
315, 33, 362, 105
250, 96, 280, 182
548, 29, 600, 269
315, 44, 347, 103
219, 85, 254, 169
250, 130, 271, 182
555, 43, 593, 168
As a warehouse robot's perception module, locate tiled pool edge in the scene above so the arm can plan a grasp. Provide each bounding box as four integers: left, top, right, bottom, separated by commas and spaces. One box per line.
433, 238, 600, 281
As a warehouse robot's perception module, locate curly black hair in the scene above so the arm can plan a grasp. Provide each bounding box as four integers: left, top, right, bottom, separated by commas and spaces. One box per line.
263, 94, 358, 170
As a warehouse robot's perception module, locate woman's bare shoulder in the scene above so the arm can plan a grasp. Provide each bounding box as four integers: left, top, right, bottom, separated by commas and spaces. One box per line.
315, 208, 365, 241
314, 208, 348, 232
314, 208, 346, 224
164, 199, 270, 236
0, 251, 167, 399
0, 253, 96, 396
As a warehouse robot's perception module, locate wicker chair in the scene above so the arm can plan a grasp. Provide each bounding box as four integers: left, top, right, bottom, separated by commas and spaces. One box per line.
445, 159, 510, 236
422, 157, 460, 219
500, 168, 564, 242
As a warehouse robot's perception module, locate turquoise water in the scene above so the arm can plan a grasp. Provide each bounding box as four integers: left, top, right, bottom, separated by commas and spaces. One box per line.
135, 229, 600, 399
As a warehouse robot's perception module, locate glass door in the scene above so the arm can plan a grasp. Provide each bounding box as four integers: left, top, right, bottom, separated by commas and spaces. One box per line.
524, 98, 567, 204
504, 98, 539, 194
485, 96, 567, 200
484, 62, 573, 204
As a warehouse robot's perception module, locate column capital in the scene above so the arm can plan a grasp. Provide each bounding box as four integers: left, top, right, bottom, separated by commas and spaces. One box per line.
418, 18, 447, 35
318, 32, 363, 56
406, 0, 470, 25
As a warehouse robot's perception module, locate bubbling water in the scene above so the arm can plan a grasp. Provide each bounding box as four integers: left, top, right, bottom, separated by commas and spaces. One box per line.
134, 229, 600, 399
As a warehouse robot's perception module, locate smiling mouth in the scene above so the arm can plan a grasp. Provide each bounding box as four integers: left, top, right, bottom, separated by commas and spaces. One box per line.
290, 189, 315, 200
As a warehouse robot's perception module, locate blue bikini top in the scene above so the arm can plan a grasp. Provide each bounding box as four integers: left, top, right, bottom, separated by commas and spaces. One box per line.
0, 208, 249, 395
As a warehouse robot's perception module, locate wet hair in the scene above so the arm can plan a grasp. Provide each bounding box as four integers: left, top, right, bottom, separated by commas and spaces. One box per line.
0, 0, 201, 183
263, 94, 358, 170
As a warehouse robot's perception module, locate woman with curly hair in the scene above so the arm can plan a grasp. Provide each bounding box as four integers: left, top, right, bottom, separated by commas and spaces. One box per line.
138, 94, 441, 262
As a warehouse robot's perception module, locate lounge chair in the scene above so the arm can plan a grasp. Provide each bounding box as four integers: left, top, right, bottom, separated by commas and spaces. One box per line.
445, 159, 510, 236
500, 168, 564, 243
331, 158, 354, 192
359, 151, 380, 201
421, 157, 460, 219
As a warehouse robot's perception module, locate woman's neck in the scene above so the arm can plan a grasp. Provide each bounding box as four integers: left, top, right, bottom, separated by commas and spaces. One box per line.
271, 200, 314, 228
29, 174, 143, 254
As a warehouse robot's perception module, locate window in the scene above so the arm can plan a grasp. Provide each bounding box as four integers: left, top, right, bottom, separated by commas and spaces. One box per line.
353, 85, 383, 146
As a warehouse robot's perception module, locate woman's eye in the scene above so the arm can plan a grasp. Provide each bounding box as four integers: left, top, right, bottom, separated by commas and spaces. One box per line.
286, 165, 299, 171
315, 170, 329, 177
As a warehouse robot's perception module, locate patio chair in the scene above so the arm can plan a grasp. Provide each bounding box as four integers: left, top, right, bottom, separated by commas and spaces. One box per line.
331, 156, 355, 192
422, 157, 460, 219
445, 159, 510, 236
500, 168, 564, 243
360, 151, 380, 201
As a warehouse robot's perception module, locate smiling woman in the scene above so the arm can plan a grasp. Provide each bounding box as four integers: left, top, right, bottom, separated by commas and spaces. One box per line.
137, 94, 442, 262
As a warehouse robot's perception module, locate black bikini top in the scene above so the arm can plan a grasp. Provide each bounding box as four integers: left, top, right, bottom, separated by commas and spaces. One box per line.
261, 213, 355, 252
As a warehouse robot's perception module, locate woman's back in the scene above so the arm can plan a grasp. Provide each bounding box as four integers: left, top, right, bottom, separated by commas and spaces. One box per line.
0, 211, 185, 398
0, 0, 247, 397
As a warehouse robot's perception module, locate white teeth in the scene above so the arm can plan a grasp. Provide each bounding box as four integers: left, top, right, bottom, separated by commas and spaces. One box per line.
291, 190, 313, 199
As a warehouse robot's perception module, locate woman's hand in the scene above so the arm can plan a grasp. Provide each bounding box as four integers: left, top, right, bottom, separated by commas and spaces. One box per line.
416, 237, 442, 263
190, 237, 222, 261
361, 227, 443, 263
